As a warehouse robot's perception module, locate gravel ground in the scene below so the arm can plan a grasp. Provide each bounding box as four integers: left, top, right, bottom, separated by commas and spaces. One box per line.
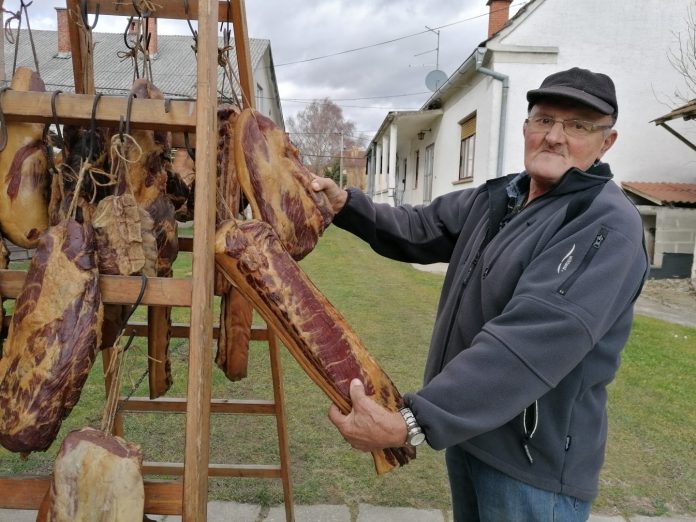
635, 278, 696, 328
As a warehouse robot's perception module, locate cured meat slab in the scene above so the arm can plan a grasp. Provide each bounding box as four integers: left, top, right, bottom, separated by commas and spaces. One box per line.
0, 219, 103, 453
37, 427, 144, 521
215, 219, 416, 474
122, 79, 178, 399
234, 108, 333, 260
0, 67, 51, 248
215, 104, 254, 381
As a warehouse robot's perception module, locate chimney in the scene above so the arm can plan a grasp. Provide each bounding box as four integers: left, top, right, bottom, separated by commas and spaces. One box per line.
486, 0, 512, 38
55, 7, 71, 57
128, 17, 159, 56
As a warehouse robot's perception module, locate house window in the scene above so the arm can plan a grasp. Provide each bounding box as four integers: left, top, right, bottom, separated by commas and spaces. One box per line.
414, 150, 419, 189
459, 114, 476, 181
256, 84, 264, 112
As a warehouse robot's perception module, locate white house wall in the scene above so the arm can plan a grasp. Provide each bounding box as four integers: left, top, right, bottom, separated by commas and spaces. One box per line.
436, 75, 501, 193
492, 0, 695, 185
253, 49, 283, 126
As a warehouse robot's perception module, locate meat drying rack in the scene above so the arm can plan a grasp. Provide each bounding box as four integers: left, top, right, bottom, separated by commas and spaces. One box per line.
0, 1, 295, 520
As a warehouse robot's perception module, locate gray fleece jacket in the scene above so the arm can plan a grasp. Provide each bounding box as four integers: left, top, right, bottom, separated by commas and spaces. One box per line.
332, 163, 649, 501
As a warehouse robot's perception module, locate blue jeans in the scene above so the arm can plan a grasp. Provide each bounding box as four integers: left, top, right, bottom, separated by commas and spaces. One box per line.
446, 445, 592, 522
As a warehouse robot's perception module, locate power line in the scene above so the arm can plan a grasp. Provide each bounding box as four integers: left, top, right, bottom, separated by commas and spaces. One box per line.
274, 2, 527, 67
277, 92, 429, 102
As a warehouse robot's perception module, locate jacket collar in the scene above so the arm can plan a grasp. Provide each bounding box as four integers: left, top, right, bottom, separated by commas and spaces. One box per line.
483, 163, 613, 242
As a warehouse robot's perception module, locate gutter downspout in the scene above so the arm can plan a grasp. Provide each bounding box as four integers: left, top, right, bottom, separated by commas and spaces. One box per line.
476, 48, 508, 178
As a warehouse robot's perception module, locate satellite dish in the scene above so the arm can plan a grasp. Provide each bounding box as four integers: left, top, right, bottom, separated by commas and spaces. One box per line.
425, 69, 447, 92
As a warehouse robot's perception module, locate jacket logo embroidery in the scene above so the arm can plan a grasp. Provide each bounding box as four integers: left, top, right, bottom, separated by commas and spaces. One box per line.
558, 244, 575, 274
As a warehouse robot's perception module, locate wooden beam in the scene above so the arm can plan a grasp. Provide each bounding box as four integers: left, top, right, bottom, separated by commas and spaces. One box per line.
0, 476, 184, 515
80, 0, 236, 22
0, 91, 196, 133
0, 271, 192, 307
231, 0, 255, 109
183, 0, 220, 518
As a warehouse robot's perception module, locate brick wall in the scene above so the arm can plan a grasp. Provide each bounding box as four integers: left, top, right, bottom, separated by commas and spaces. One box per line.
653, 207, 696, 267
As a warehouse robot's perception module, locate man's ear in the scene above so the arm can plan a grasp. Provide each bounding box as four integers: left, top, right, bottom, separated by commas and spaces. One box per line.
599, 129, 618, 157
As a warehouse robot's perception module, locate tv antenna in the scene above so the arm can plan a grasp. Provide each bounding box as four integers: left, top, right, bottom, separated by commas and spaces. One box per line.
415, 25, 447, 92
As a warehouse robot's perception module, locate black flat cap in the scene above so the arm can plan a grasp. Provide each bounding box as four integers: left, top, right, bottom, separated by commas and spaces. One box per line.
527, 67, 618, 118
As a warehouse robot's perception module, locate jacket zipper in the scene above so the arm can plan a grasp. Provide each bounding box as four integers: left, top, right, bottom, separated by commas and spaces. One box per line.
437, 248, 483, 371
557, 227, 608, 295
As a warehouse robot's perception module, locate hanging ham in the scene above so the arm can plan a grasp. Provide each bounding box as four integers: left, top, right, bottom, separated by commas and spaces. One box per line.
234, 108, 332, 260
0, 67, 51, 248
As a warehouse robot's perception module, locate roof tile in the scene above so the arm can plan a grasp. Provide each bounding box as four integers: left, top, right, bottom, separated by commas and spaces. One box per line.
622, 181, 696, 206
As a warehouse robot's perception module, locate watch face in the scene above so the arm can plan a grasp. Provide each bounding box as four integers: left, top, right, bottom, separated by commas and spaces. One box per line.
410, 432, 426, 446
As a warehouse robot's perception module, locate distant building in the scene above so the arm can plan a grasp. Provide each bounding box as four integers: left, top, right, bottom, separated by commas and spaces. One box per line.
2, 8, 283, 127
367, 0, 695, 206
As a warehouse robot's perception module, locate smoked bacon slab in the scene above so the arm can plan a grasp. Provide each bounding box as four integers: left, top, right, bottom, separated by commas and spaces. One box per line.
0, 219, 103, 453
215, 219, 416, 474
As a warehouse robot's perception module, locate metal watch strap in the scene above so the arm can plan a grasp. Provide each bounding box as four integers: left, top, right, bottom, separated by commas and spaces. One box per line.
399, 407, 425, 447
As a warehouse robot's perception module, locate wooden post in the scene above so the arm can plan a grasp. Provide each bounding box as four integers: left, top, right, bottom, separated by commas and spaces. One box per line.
182, 0, 218, 519
231, 0, 255, 109
65, 0, 95, 94
268, 333, 295, 521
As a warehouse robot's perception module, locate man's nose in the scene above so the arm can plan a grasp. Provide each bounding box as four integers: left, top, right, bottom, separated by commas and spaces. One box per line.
544, 120, 566, 143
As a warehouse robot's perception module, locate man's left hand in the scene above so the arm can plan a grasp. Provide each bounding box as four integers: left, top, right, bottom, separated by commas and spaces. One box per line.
328, 379, 407, 452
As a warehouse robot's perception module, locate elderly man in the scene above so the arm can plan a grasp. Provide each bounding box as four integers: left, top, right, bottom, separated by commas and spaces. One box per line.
312, 67, 649, 521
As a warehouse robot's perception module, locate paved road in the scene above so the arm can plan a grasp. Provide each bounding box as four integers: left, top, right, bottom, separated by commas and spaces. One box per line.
0, 502, 694, 521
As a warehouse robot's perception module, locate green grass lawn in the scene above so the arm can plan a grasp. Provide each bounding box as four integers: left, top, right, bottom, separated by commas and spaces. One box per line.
1, 226, 694, 517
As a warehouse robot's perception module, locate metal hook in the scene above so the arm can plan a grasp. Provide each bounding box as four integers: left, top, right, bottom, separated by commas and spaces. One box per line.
43, 90, 64, 176
126, 92, 136, 136
123, 16, 137, 50
87, 92, 103, 161
183, 0, 198, 40
50, 89, 64, 146
0, 87, 11, 152
164, 98, 171, 113
184, 132, 195, 162
80, 0, 99, 31
131, 0, 142, 18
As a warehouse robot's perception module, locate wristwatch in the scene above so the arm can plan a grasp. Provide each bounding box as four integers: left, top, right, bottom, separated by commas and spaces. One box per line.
399, 407, 426, 447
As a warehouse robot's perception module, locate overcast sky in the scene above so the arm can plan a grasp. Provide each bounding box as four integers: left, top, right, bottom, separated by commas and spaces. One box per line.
2, 0, 529, 143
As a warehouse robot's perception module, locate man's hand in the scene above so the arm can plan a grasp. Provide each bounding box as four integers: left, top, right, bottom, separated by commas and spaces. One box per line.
328, 379, 407, 452
310, 176, 348, 214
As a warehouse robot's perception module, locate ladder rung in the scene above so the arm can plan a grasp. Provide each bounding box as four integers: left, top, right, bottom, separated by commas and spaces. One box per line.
143, 462, 282, 478
123, 321, 270, 341
118, 397, 276, 415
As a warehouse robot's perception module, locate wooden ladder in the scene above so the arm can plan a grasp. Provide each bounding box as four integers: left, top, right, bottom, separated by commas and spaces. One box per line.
0, 1, 295, 520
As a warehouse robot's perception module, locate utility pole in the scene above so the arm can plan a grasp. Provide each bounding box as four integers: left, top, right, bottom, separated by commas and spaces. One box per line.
339, 131, 344, 188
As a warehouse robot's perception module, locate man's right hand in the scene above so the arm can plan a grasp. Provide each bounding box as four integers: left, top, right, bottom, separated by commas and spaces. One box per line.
311, 176, 348, 215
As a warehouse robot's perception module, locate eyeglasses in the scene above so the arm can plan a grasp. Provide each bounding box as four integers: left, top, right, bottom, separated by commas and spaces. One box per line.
524, 116, 613, 138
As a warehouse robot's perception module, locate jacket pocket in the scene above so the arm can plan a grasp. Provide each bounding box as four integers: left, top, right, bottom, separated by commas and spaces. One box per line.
557, 227, 608, 296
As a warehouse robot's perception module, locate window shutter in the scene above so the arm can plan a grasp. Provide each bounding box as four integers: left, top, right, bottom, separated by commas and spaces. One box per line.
460, 115, 476, 139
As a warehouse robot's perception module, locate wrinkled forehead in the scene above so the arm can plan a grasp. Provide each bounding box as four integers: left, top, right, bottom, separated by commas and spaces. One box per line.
528, 97, 612, 122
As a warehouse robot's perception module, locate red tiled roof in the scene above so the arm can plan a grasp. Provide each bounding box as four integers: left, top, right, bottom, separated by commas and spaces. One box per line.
621, 182, 696, 205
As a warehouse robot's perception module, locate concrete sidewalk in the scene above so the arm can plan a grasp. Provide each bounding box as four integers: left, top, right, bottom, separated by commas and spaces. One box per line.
1, 502, 694, 521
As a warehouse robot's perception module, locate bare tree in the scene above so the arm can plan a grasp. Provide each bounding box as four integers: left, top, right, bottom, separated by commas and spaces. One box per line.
287, 98, 357, 176
668, 1, 696, 104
